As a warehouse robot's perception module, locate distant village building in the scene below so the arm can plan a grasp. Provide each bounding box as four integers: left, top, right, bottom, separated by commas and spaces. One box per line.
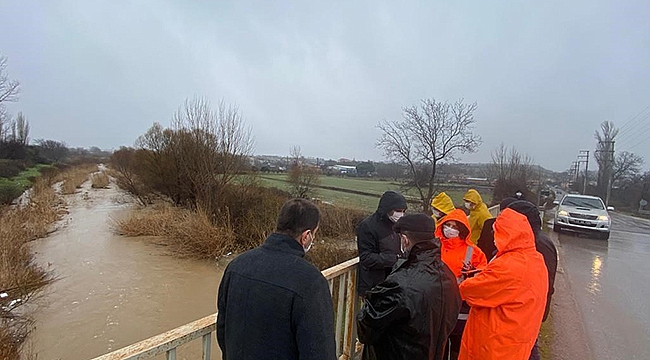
328, 165, 357, 176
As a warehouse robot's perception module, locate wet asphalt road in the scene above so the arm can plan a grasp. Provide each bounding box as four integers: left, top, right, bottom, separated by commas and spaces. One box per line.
549, 212, 650, 359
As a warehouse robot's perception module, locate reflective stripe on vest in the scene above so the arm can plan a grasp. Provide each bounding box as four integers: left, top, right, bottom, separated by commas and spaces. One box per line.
457, 245, 475, 285
457, 313, 469, 321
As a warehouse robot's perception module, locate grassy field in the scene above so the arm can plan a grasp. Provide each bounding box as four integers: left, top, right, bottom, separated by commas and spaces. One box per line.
2, 163, 52, 188
258, 174, 476, 212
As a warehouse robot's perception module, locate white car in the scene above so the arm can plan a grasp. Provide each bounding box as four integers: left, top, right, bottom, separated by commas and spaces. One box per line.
553, 194, 612, 240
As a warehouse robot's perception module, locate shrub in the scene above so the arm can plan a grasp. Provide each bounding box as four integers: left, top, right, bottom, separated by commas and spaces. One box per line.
0, 178, 60, 357
0, 180, 23, 205
91, 171, 110, 189
306, 240, 358, 271
318, 203, 368, 239
0, 159, 25, 178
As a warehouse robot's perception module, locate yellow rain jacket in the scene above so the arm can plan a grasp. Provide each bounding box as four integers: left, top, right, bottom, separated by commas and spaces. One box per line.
431, 192, 456, 226
463, 189, 493, 244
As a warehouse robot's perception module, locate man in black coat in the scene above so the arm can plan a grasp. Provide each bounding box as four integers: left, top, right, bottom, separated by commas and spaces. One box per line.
357, 213, 461, 360
216, 198, 336, 360
356, 191, 408, 297
502, 199, 558, 360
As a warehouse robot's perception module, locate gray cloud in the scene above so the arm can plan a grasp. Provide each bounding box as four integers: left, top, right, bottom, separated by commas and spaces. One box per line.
1, 0, 649, 171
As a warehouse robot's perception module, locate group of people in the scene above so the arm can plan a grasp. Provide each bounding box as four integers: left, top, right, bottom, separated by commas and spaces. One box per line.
357, 189, 557, 360
215, 189, 557, 360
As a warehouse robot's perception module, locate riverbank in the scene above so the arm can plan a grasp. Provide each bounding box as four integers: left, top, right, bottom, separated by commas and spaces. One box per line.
29, 176, 227, 359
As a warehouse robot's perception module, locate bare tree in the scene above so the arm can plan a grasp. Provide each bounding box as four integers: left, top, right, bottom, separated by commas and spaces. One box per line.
612, 151, 644, 186
377, 98, 481, 209
594, 121, 619, 198
34, 139, 69, 163
489, 143, 535, 201
0, 54, 20, 141
0, 54, 20, 104
15, 112, 29, 145
170, 97, 254, 212
288, 146, 320, 198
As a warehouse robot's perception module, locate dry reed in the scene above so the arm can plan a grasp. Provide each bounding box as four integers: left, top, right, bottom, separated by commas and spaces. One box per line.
91, 171, 110, 189
0, 178, 61, 357
58, 164, 98, 194
112, 204, 236, 259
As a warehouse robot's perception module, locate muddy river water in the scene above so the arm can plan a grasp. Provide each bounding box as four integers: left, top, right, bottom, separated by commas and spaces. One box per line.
29, 180, 225, 359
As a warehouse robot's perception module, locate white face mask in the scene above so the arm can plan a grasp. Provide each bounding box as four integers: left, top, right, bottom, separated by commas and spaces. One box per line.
432, 209, 442, 219
464, 202, 473, 210
443, 225, 460, 239
389, 211, 405, 223
303, 231, 314, 253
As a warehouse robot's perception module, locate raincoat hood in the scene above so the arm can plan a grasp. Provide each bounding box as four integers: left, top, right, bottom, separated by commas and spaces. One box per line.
463, 189, 484, 206
505, 200, 542, 231
494, 208, 536, 254
376, 191, 407, 219
435, 209, 471, 242
431, 192, 455, 215
463, 189, 493, 244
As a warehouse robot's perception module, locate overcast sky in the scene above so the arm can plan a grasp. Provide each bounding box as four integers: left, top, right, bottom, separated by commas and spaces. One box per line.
1, 0, 649, 171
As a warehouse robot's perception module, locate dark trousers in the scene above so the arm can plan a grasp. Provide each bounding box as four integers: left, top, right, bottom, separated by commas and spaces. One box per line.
529, 339, 541, 360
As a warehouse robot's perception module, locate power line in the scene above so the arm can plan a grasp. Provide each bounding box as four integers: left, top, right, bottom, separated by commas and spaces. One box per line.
618, 120, 650, 151
619, 110, 650, 138
625, 133, 650, 153
618, 105, 650, 137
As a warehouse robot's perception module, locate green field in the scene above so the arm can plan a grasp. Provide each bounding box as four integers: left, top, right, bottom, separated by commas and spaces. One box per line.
258, 174, 474, 212
0, 164, 52, 188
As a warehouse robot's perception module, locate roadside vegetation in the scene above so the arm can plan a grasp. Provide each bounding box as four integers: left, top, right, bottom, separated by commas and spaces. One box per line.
110, 98, 367, 270
0, 178, 63, 358
90, 171, 110, 189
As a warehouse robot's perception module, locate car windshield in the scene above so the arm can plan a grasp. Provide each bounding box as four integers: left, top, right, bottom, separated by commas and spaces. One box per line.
562, 196, 604, 210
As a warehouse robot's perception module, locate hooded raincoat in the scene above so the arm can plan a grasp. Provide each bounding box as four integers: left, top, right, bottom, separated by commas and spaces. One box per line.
506, 200, 558, 322
435, 209, 487, 279
356, 191, 408, 296
463, 189, 493, 244
458, 209, 548, 360
431, 192, 456, 225
357, 240, 461, 360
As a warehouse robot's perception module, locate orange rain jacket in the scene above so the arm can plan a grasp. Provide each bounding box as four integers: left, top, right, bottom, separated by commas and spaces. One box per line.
435, 209, 487, 279
458, 209, 548, 360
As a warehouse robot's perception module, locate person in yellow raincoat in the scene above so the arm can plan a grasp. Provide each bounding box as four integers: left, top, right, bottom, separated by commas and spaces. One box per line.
463, 189, 493, 244
458, 209, 548, 360
431, 192, 456, 226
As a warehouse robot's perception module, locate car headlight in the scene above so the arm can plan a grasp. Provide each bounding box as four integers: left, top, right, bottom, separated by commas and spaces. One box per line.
558, 210, 568, 216
598, 215, 609, 221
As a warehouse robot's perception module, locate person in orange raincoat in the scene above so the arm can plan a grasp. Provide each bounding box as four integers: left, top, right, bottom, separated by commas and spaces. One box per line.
458, 209, 548, 360
435, 209, 487, 360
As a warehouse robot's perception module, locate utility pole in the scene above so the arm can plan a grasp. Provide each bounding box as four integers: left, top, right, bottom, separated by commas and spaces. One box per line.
605, 141, 615, 206
577, 150, 590, 194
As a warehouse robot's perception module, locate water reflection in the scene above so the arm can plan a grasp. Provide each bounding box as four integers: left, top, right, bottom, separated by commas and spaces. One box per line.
587, 255, 603, 295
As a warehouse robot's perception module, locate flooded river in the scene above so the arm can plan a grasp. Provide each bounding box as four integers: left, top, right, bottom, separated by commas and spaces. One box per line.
29, 180, 225, 359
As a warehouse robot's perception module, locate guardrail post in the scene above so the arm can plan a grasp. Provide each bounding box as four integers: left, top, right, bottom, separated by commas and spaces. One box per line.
202, 333, 211, 360
166, 348, 176, 360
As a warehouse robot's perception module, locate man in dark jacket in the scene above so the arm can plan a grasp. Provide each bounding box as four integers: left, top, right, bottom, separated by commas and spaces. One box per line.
216, 198, 336, 360
357, 213, 461, 360
356, 191, 407, 297
502, 199, 558, 360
